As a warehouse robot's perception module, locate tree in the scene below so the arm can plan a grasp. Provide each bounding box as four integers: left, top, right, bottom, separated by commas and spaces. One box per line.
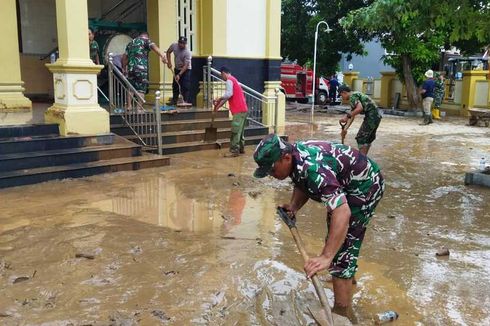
341, 0, 490, 110
281, 0, 372, 76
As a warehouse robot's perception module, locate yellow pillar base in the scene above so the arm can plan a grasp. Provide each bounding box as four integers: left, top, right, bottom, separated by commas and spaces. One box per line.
379, 71, 397, 108
45, 104, 109, 135
262, 81, 285, 131
0, 83, 32, 111
45, 63, 108, 136
196, 81, 205, 108
461, 70, 488, 117
342, 71, 359, 104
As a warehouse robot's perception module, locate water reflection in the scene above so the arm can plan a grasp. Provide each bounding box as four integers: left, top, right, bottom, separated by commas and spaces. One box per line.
91, 176, 220, 232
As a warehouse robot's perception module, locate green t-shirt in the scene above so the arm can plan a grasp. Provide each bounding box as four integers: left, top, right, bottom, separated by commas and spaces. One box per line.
89, 40, 99, 64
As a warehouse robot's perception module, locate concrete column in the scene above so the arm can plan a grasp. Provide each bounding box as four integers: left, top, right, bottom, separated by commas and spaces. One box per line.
262, 0, 284, 130
343, 71, 359, 89
265, 0, 281, 60
379, 71, 397, 108
44, 0, 108, 135
461, 70, 488, 116
199, 0, 228, 57
0, 0, 32, 112
262, 81, 285, 130
147, 0, 177, 103
342, 71, 359, 104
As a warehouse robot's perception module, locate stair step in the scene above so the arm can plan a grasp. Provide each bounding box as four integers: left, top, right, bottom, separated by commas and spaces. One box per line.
110, 109, 229, 124
111, 118, 232, 134
160, 135, 265, 155
122, 126, 269, 144
0, 124, 59, 138
0, 142, 141, 172
0, 134, 115, 155
0, 155, 170, 189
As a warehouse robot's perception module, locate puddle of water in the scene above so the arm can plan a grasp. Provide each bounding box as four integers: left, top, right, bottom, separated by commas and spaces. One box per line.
0, 113, 489, 324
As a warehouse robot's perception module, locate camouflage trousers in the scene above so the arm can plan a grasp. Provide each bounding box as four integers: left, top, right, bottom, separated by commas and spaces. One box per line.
327, 172, 385, 279
356, 109, 382, 147
128, 69, 149, 94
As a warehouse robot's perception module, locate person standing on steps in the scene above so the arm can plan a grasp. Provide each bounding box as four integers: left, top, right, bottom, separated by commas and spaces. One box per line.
338, 85, 382, 156
213, 67, 248, 157
88, 28, 100, 65
252, 134, 385, 323
420, 69, 435, 125
122, 32, 167, 110
166, 36, 192, 105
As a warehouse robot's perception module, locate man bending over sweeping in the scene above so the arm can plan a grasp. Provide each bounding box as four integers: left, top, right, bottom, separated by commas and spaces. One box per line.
253, 134, 384, 322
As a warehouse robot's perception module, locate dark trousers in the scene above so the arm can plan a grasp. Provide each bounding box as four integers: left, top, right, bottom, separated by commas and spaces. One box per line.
172, 68, 191, 103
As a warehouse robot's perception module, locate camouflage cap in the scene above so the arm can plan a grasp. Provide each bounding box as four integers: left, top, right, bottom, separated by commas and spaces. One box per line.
253, 134, 287, 178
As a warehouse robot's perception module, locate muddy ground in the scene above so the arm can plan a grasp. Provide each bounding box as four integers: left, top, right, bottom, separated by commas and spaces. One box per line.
0, 108, 489, 325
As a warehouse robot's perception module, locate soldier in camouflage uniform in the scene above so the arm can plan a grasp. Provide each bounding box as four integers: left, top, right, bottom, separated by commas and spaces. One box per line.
338, 85, 382, 155
88, 28, 99, 65
253, 134, 384, 321
122, 32, 166, 97
432, 72, 445, 120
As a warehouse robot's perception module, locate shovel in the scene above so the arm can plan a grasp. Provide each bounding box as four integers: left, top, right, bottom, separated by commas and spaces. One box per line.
204, 110, 218, 142
277, 207, 334, 326
339, 121, 347, 145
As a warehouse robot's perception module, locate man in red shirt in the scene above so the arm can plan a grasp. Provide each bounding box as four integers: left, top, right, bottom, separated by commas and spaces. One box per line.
213, 67, 249, 157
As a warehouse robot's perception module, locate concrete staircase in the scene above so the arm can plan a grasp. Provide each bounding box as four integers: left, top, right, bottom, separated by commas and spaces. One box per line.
0, 124, 169, 189
110, 109, 269, 155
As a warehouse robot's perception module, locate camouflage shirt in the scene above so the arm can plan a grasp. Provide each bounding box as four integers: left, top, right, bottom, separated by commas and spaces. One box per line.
125, 36, 155, 73
434, 78, 445, 106
349, 92, 381, 118
90, 40, 99, 64
290, 141, 383, 212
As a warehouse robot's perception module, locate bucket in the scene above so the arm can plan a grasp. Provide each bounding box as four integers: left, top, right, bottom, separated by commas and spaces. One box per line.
440, 111, 447, 118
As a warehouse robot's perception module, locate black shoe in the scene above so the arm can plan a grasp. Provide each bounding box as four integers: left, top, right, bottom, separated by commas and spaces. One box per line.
239, 148, 245, 154
224, 151, 240, 158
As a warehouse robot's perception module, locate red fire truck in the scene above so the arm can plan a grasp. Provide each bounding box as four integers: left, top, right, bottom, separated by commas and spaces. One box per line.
280, 62, 332, 105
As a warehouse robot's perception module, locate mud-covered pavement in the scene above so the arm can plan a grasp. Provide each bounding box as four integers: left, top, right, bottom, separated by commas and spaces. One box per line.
1, 110, 489, 325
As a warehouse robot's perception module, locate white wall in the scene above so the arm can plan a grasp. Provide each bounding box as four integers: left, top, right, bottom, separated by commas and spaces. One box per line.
226, 0, 266, 58
19, 0, 57, 54
18, 0, 146, 55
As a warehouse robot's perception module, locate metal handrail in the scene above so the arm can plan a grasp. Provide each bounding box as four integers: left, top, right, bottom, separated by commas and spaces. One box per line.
209, 67, 275, 100
107, 53, 162, 152
108, 54, 145, 103
206, 62, 279, 129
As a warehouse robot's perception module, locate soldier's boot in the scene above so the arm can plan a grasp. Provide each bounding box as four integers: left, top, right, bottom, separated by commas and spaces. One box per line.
420, 114, 430, 125
432, 108, 440, 120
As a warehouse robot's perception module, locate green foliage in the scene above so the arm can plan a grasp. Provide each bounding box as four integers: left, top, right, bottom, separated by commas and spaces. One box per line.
281, 0, 372, 76
341, 0, 490, 85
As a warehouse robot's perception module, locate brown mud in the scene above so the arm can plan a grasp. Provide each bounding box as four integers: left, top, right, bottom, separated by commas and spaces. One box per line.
1, 110, 489, 325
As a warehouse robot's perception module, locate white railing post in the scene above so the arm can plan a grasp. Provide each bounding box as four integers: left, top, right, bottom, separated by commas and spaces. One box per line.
108, 52, 114, 111
154, 90, 162, 155
207, 56, 213, 109
274, 88, 279, 134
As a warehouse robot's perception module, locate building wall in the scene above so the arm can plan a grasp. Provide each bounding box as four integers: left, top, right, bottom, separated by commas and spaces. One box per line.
18, 0, 57, 55
340, 39, 394, 78
226, 0, 266, 58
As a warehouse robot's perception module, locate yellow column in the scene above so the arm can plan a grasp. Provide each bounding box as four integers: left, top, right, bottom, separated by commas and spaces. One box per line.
379, 71, 396, 108
196, 0, 228, 107
0, 0, 32, 112
343, 71, 359, 89
45, 0, 108, 136
262, 0, 285, 129
199, 0, 228, 57
342, 71, 359, 104
147, 0, 177, 103
461, 70, 488, 116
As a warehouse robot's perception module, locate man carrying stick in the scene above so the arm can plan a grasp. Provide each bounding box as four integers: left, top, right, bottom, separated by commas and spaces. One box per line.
338, 85, 382, 155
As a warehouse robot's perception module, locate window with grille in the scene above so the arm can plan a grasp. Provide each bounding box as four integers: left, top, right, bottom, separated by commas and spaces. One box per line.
177, 0, 196, 53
